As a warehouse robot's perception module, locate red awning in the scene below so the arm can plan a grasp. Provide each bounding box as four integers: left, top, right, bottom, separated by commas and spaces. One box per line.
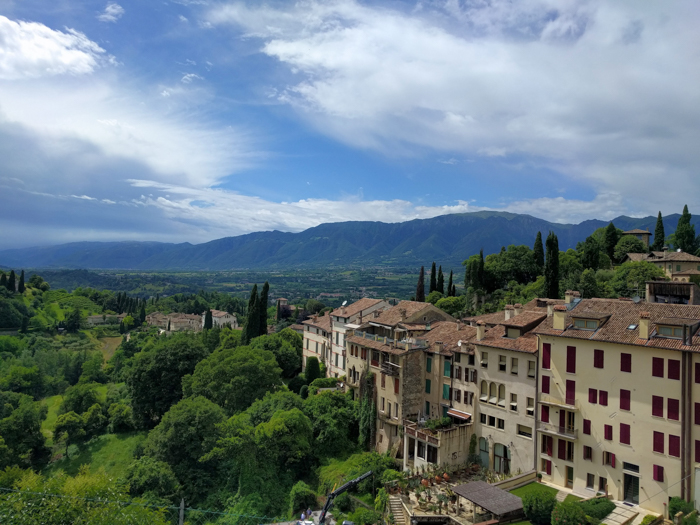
447, 408, 472, 421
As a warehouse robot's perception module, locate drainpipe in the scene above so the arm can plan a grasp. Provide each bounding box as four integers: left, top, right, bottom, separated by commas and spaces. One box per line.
685, 351, 693, 501
681, 351, 689, 500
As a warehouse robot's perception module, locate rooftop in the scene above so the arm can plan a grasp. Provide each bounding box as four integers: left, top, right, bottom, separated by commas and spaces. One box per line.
421, 321, 477, 354
330, 298, 384, 319
623, 229, 650, 235
371, 300, 436, 327
452, 481, 523, 516
302, 313, 332, 331
474, 325, 540, 354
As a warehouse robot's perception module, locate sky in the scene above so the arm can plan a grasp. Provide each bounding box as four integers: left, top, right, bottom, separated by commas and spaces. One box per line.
0, 0, 699, 248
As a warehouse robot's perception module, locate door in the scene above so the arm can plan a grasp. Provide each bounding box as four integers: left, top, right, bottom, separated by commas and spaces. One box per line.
479, 437, 489, 468
566, 466, 574, 488
624, 474, 639, 505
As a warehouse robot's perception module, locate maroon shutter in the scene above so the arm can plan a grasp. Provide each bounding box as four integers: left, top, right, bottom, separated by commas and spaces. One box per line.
620, 423, 630, 445
547, 436, 553, 456
541, 405, 550, 423
669, 435, 681, 457
583, 419, 591, 435
696, 363, 700, 384
542, 375, 550, 394
566, 346, 576, 373
566, 380, 575, 405
621, 353, 632, 373
542, 343, 551, 369
695, 402, 700, 425
653, 465, 664, 482
653, 431, 664, 453
599, 390, 608, 406
652, 396, 664, 417
652, 357, 664, 378
604, 424, 612, 440
546, 459, 552, 475
589, 388, 598, 404
696, 440, 700, 463
394, 378, 399, 394
668, 398, 680, 421
559, 409, 566, 430
594, 349, 604, 369
620, 389, 630, 410
668, 359, 681, 380
558, 439, 566, 460
611, 453, 616, 468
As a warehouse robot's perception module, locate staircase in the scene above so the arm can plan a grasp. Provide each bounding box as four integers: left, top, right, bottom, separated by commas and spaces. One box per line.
556, 491, 567, 502
389, 496, 406, 525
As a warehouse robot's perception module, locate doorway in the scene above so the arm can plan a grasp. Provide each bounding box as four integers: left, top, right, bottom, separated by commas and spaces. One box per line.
624, 474, 639, 505
565, 466, 574, 488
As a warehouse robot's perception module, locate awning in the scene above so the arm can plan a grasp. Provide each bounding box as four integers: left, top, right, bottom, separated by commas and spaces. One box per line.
447, 408, 472, 421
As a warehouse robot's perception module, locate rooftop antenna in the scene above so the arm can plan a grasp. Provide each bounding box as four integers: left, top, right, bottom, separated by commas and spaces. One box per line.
342, 300, 348, 306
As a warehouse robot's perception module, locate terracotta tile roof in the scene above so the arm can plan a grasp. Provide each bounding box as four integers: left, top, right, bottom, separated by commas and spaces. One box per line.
302, 314, 332, 331
288, 324, 305, 331
630, 251, 700, 263
421, 321, 477, 354
371, 301, 434, 327
501, 311, 546, 329
330, 298, 384, 319
675, 269, 700, 275
463, 298, 563, 326
623, 229, 650, 235
625, 253, 650, 262
474, 325, 540, 354
534, 298, 700, 351
346, 334, 416, 355
211, 309, 235, 318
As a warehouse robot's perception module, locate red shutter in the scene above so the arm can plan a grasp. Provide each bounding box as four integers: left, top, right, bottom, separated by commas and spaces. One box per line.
696, 440, 700, 463
594, 349, 604, 369
653, 431, 664, 453
652, 396, 664, 417
668, 359, 680, 380
620, 389, 631, 411
653, 465, 664, 482
583, 419, 591, 435
652, 357, 664, 378
611, 453, 616, 468
546, 459, 552, 475
541, 405, 550, 423
558, 439, 566, 460
620, 423, 630, 445
669, 435, 681, 457
668, 399, 679, 421
696, 363, 700, 384
599, 390, 608, 406
394, 378, 399, 394
589, 388, 598, 404
621, 353, 632, 373
559, 409, 566, 430
542, 343, 551, 369
696, 402, 700, 425
567, 346, 576, 373
566, 380, 575, 405
542, 375, 550, 394
547, 436, 553, 456
604, 424, 613, 440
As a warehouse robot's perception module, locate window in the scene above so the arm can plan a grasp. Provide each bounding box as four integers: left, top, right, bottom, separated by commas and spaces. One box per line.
489, 383, 497, 404
623, 462, 639, 473
394, 378, 399, 395
499, 355, 506, 371
371, 351, 379, 366
574, 319, 599, 330
469, 369, 477, 383
468, 354, 475, 366
696, 440, 700, 463
567, 346, 576, 373
542, 375, 550, 394
652, 357, 664, 378
604, 424, 613, 440
511, 357, 519, 374
696, 362, 700, 383
454, 365, 461, 381
381, 373, 386, 388
497, 418, 505, 430
480, 413, 487, 424
417, 441, 425, 459
620, 389, 631, 411
544, 459, 552, 475
594, 349, 604, 369
599, 390, 608, 406
668, 359, 681, 380
306, 339, 309, 349
498, 384, 506, 407
455, 389, 461, 403
599, 477, 607, 493
603, 452, 616, 467
587, 473, 595, 489
677, 264, 681, 271
489, 415, 496, 427
653, 465, 664, 482
425, 379, 431, 394
566, 380, 575, 405
542, 343, 551, 369
621, 353, 632, 373
541, 405, 549, 422
589, 388, 598, 404
517, 424, 532, 438
381, 397, 385, 411
425, 401, 430, 417
443, 383, 451, 401
659, 326, 683, 338
481, 352, 488, 368
466, 392, 474, 405
668, 398, 679, 421
527, 397, 534, 416
653, 431, 664, 453
620, 423, 631, 445
583, 419, 591, 435
426, 356, 432, 373
528, 361, 536, 378
669, 435, 681, 457
584, 446, 593, 461
387, 403, 392, 418
652, 396, 664, 417
510, 393, 518, 412
541, 435, 553, 456
696, 402, 700, 425
480, 381, 488, 401
558, 439, 566, 460
444, 360, 452, 378
454, 353, 461, 363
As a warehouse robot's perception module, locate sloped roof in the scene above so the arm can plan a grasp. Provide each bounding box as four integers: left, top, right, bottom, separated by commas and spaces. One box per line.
421, 321, 477, 354
629, 251, 700, 263
623, 229, 650, 235
211, 309, 235, 318
371, 301, 434, 327
475, 325, 540, 354
303, 314, 332, 331
464, 298, 563, 326
452, 481, 523, 516
331, 298, 384, 319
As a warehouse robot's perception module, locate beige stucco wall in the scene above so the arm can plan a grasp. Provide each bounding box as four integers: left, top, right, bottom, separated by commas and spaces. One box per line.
302, 325, 330, 372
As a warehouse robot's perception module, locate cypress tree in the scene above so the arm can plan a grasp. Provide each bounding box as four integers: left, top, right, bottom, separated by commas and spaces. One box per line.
429, 262, 437, 293
437, 266, 444, 295
258, 281, 270, 337
204, 309, 213, 330
0, 274, 6, 289
7, 270, 16, 292
651, 211, 665, 251
18, 270, 25, 293
416, 267, 426, 302
533, 232, 545, 272
139, 304, 146, 325
447, 271, 453, 297
451, 284, 456, 297
544, 232, 560, 299
674, 205, 698, 253
242, 284, 259, 344
603, 222, 618, 260
477, 249, 485, 291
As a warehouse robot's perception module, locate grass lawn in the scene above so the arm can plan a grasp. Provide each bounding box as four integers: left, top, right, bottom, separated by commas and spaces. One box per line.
565, 494, 583, 503
509, 521, 533, 525
510, 482, 559, 499
41, 394, 64, 443
44, 431, 147, 479
98, 336, 123, 361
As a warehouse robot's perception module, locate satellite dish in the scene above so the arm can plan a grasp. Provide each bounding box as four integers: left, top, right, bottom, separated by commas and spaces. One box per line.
457, 340, 462, 347
342, 300, 348, 306
632, 296, 641, 304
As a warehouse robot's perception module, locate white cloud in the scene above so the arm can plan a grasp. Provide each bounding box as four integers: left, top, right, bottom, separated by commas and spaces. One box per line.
181, 73, 203, 83
0, 15, 111, 80
97, 3, 125, 23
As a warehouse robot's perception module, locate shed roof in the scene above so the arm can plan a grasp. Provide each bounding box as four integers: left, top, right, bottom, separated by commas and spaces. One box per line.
452, 481, 523, 516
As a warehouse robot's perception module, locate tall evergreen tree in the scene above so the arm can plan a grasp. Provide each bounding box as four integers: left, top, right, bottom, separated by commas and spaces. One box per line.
429, 262, 437, 293
674, 204, 698, 253
603, 222, 618, 260
533, 232, 545, 272
139, 303, 146, 325
544, 232, 560, 299
0, 273, 7, 289
447, 270, 453, 297
204, 309, 213, 330
437, 266, 444, 295
17, 270, 25, 293
651, 211, 666, 251
7, 270, 16, 292
242, 284, 259, 344
258, 281, 270, 337
416, 266, 426, 302
451, 284, 456, 297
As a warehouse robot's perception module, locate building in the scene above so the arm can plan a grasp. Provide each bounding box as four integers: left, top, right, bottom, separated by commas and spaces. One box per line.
646, 280, 700, 305
87, 313, 128, 326
168, 313, 202, 332
622, 229, 651, 247
145, 312, 168, 329
302, 313, 332, 372
624, 250, 700, 280
533, 297, 700, 515
205, 309, 238, 329
329, 298, 390, 377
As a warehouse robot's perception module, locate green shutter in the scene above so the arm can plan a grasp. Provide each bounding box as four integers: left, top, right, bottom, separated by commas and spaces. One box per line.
426, 356, 432, 373
425, 379, 431, 394
444, 360, 451, 377
443, 383, 450, 400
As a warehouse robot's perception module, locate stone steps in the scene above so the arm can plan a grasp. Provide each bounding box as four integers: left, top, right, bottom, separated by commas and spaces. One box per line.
389, 496, 406, 524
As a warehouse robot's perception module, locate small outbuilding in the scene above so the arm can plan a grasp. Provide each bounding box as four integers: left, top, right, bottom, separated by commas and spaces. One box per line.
452, 481, 523, 524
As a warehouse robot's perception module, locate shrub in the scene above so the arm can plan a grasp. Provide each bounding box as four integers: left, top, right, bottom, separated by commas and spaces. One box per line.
523, 490, 557, 525
578, 497, 615, 520
551, 502, 587, 525
288, 375, 308, 394
108, 403, 134, 433
306, 357, 321, 383
670, 498, 695, 518
375, 488, 388, 512
334, 492, 353, 513
289, 481, 316, 516
349, 508, 382, 525
640, 515, 659, 525
309, 377, 338, 389
300, 385, 309, 399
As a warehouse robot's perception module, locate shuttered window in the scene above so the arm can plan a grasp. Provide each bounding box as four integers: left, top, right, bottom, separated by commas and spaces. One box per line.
620, 389, 631, 411
696, 363, 700, 383
589, 388, 598, 404
546, 459, 552, 475
621, 353, 632, 373
542, 375, 550, 394
653, 465, 664, 482
394, 378, 399, 395
668, 399, 679, 421
594, 349, 604, 369
696, 440, 700, 463
583, 419, 591, 435
695, 402, 700, 425
542, 343, 551, 369
652, 357, 664, 378
653, 431, 664, 453
620, 423, 630, 445
599, 390, 608, 406
652, 396, 664, 417
567, 346, 576, 373
668, 359, 680, 380
566, 380, 575, 406
604, 424, 613, 440
558, 439, 566, 460
669, 435, 681, 457
541, 405, 550, 423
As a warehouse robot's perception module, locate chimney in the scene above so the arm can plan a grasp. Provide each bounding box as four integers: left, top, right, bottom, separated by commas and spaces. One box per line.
639, 311, 650, 340
553, 305, 567, 330
514, 303, 524, 316
505, 305, 514, 321
374, 310, 380, 318
573, 292, 581, 300
399, 308, 407, 321
547, 300, 555, 317
457, 320, 463, 331
476, 321, 485, 341
435, 341, 443, 352
565, 290, 574, 304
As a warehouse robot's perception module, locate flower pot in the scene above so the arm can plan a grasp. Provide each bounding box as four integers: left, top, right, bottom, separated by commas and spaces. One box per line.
421, 479, 430, 488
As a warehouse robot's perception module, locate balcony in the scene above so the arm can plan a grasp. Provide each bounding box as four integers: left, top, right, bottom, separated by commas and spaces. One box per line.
403, 417, 472, 448
537, 421, 578, 440
381, 361, 401, 377
539, 393, 579, 410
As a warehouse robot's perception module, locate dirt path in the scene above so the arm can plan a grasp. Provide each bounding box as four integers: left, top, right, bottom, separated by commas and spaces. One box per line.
98, 336, 122, 361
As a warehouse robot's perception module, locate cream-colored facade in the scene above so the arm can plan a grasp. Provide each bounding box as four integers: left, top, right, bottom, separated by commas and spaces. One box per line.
302, 314, 331, 372
207, 309, 238, 328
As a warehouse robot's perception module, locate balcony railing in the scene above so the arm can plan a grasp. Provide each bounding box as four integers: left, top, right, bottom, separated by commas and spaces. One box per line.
537, 421, 578, 439
381, 361, 401, 377
539, 393, 579, 410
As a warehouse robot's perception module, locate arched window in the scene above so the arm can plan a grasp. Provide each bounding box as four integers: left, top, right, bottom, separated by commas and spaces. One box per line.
498, 384, 506, 407
480, 381, 488, 401
489, 383, 498, 404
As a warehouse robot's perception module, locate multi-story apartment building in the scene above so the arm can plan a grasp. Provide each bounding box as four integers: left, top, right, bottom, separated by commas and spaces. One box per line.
624, 249, 700, 280
301, 313, 331, 372
533, 298, 700, 515
329, 298, 389, 377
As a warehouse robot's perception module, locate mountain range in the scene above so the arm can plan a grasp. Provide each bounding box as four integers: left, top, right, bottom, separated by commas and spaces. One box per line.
0, 211, 693, 270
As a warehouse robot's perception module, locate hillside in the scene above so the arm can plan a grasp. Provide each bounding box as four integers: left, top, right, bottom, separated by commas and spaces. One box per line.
0, 212, 689, 270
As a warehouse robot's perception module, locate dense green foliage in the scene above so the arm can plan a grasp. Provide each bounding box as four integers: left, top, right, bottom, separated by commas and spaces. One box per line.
652, 212, 666, 251
544, 232, 560, 299
577, 497, 615, 520
551, 501, 587, 525
416, 266, 425, 302
522, 489, 557, 525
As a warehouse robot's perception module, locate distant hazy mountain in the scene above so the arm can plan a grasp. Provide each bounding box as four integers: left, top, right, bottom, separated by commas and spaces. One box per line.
0, 212, 692, 270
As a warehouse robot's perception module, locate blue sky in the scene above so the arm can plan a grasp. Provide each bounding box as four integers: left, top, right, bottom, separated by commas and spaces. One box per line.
0, 0, 699, 248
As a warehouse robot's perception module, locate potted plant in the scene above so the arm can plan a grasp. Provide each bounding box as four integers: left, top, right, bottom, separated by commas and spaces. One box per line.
437, 494, 449, 513
537, 472, 543, 483
442, 471, 450, 482
421, 477, 430, 488
425, 488, 433, 503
